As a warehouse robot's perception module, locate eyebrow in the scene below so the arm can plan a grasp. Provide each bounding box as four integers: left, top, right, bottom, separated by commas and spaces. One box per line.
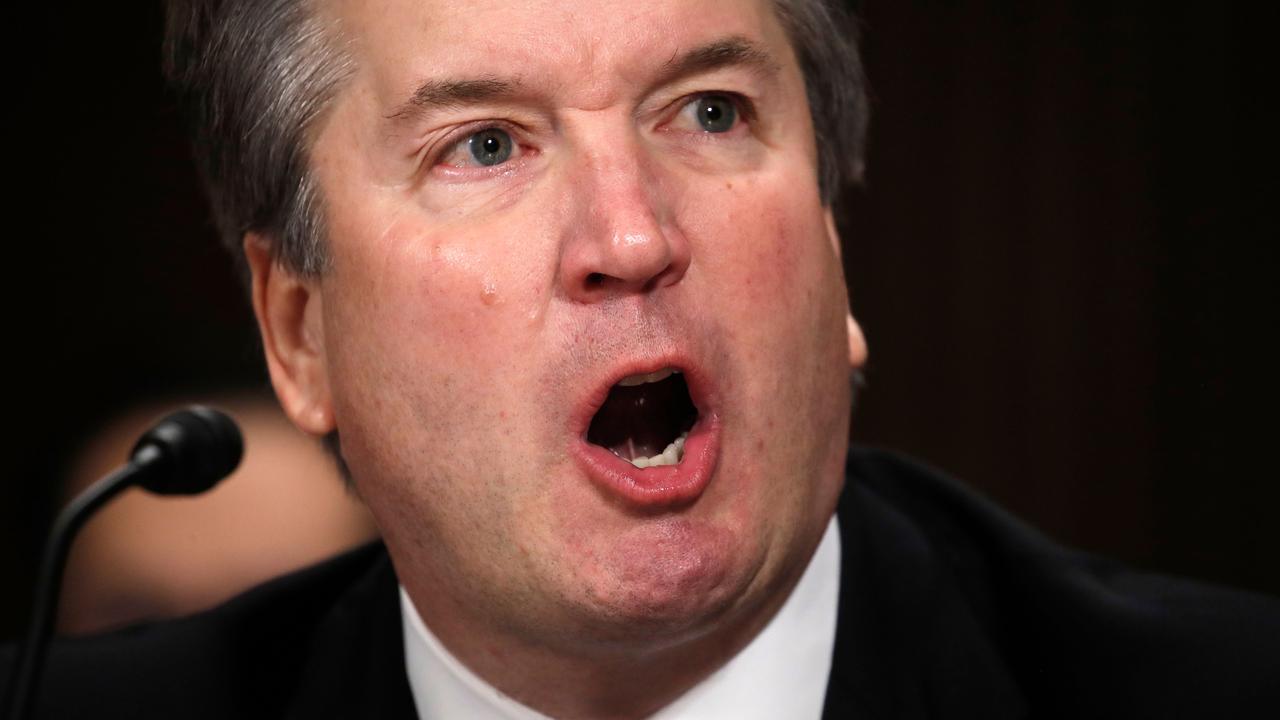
384, 36, 780, 125
385, 78, 518, 124
652, 36, 782, 89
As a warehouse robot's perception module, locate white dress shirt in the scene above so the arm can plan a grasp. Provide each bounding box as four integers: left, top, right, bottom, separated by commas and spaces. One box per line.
400, 517, 841, 719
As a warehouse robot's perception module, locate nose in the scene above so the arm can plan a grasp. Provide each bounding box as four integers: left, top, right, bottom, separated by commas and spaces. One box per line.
558, 135, 691, 302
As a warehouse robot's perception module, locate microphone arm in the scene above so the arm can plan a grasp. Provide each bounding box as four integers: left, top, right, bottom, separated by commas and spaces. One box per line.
2, 407, 243, 720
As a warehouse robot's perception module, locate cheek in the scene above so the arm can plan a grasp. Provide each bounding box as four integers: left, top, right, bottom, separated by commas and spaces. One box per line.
683, 174, 838, 334
677, 171, 850, 504
318, 209, 564, 492
319, 218, 550, 572
327, 211, 555, 375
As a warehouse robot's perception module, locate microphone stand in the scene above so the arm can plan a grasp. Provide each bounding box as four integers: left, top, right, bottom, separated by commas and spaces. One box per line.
3, 406, 240, 720
2, 446, 163, 720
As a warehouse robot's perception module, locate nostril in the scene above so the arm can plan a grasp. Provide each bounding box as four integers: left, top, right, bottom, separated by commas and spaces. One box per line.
586, 272, 606, 287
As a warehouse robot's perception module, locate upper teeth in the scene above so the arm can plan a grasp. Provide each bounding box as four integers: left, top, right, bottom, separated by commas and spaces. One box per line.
617, 367, 678, 387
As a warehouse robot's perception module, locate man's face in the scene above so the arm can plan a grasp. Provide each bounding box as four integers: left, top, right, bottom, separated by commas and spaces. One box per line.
269, 0, 863, 652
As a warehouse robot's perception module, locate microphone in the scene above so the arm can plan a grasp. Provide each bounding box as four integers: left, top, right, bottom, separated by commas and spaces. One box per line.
2, 406, 243, 720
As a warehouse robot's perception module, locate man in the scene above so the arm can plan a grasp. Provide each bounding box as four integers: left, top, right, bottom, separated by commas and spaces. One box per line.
234, 0, 866, 714
3, 0, 1278, 717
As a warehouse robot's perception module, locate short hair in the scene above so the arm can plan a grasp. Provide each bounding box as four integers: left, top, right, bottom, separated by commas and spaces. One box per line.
163, 0, 869, 278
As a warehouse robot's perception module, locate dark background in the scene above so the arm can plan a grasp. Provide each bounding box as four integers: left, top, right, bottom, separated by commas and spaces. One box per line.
4, 0, 1277, 640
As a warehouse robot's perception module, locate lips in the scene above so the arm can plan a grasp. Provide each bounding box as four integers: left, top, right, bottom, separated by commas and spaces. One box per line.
571, 356, 721, 508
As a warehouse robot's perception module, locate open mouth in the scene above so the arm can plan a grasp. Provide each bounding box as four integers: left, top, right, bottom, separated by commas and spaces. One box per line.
586, 367, 699, 468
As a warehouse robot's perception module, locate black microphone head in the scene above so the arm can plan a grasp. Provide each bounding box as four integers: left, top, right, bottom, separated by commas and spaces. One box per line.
130, 406, 244, 495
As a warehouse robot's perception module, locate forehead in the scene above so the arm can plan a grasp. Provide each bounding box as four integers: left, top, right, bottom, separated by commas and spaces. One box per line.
332, 0, 792, 108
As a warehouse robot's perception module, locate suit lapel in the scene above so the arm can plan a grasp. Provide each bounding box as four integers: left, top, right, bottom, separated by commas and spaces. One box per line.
285, 548, 418, 720
823, 481, 1027, 719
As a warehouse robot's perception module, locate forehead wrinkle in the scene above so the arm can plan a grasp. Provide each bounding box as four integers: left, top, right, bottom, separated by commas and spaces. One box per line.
357, 0, 786, 120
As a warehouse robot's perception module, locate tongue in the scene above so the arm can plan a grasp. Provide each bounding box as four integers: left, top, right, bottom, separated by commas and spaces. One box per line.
587, 374, 696, 460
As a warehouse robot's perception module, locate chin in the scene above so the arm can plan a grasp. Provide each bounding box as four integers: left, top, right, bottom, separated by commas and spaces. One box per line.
552, 506, 769, 646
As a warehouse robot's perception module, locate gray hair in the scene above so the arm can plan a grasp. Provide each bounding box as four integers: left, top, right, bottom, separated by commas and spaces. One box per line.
164, 0, 868, 278
772, 0, 869, 199
164, 0, 352, 277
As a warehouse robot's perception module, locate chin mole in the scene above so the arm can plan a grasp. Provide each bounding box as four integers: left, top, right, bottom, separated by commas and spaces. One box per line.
480, 281, 499, 306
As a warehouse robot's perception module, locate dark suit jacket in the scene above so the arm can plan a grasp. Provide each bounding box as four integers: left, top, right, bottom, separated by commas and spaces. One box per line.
5, 448, 1279, 718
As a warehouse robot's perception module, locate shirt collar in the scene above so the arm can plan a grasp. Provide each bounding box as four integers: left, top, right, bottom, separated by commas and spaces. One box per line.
400, 516, 841, 720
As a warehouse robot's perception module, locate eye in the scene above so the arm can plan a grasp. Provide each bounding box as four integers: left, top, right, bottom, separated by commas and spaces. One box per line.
682, 95, 739, 133
439, 127, 516, 168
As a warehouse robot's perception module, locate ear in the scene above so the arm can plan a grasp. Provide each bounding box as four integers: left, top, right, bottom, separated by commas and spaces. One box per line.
245, 234, 335, 436
824, 208, 869, 370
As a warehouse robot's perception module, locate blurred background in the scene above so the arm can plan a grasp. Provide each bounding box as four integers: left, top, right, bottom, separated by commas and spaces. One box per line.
4, 0, 1277, 640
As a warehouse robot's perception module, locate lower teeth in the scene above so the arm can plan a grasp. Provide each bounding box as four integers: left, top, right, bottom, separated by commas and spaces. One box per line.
628, 431, 689, 469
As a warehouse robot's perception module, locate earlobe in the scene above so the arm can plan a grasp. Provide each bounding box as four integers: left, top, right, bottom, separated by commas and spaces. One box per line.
822, 209, 868, 368
823, 207, 843, 260
846, 313, 868, 369
245, 234, 335, 436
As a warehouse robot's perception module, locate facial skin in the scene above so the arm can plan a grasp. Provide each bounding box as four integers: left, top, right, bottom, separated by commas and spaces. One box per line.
249, 0, 867, 715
